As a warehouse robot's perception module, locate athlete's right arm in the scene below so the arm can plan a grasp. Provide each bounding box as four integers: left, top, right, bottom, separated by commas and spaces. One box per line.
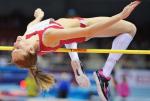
23, 8, 44, 36
27, 8, 44, 30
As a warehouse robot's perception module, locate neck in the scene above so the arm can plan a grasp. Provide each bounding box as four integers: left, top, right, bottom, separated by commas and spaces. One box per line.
27, 35, 39, 52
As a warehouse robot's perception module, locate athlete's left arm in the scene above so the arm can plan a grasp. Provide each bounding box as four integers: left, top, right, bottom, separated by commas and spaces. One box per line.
45, 1, 140, 41
65, 43, 82, 71
65, 43, 80, 61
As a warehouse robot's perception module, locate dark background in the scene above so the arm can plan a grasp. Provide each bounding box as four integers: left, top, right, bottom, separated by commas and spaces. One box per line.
0, 0, 149, 49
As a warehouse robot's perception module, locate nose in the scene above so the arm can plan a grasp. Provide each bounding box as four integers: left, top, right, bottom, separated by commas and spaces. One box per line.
16, 36, 22, 41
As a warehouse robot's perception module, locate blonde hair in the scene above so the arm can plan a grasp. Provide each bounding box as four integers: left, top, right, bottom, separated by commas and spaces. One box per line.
12, 50, 55, 91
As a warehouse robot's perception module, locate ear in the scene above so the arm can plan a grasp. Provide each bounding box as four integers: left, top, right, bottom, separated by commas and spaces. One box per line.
29, 47, 35, 54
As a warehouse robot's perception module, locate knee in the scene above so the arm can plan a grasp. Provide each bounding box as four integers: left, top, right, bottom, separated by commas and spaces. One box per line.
126, 22, 137, 37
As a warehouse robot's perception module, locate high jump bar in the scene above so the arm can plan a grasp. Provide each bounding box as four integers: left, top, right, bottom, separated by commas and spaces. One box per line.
0, 46, 150, 55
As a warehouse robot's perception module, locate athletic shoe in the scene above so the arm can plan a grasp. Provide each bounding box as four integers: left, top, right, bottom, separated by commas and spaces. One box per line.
93, 69, 111, 101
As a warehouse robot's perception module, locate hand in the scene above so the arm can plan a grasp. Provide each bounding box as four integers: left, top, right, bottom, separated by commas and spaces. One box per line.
34, 8, 44, 19
119, 1, 141, 19
71, 60, 91, 87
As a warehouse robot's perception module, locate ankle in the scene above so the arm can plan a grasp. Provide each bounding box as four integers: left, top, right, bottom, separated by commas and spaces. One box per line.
98, 69, 111, 81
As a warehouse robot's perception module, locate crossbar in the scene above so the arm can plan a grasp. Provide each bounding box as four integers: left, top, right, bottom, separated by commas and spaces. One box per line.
0, 46, 150, 55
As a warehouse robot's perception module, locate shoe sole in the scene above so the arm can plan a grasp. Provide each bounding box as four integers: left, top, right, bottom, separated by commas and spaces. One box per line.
93, 72, 107, 101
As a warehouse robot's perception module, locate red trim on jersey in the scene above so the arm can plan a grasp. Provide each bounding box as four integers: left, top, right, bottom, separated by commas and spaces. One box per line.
26, 19, 86, 55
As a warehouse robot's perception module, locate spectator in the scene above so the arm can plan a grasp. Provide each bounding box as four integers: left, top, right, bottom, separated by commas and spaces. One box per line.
25, 72, 39, 97
57, 72, 71, 98
116, 74, 130, 101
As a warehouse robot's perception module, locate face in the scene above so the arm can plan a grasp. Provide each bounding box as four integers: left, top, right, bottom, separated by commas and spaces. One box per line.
13, 36, 32, 52
12, 36, 33, 63
11, 48, 27, 63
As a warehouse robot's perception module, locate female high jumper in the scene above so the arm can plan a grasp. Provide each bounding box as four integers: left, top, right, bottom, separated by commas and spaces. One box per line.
11, 1, 141, 100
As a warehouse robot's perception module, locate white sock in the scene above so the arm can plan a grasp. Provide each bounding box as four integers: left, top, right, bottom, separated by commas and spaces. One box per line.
103, 33, 133, 77
65, 43, 80, 61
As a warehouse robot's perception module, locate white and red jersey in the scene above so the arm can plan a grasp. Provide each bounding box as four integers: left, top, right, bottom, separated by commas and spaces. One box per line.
25, 18, 87, 55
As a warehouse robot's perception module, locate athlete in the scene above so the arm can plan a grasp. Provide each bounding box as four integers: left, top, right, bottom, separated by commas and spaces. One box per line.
11, 1, 141, 100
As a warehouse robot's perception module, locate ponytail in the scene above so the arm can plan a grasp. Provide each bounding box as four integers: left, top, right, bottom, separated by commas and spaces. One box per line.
29, 66, 55, 91
11, 48, 55, 90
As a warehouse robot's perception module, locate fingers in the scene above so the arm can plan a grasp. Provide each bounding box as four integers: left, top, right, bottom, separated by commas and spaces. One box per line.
120, 0, 141, 19
126, 0, 141, 13
35, 8, 43, 14
35, 8, 42, 11
131, 1, 141, 10
129, 0, 141, 7
34, 8, 44, 18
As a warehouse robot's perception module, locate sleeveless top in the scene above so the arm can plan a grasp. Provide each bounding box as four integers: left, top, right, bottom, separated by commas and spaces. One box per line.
26, 18, 87, 55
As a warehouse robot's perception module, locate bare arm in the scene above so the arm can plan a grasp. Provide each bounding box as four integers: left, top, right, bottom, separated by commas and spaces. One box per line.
89, 1, 141, 34
24, 8, 44, 35
45, 1, 140, 41
65, 43, 91, 87
65, 43, 80, 61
